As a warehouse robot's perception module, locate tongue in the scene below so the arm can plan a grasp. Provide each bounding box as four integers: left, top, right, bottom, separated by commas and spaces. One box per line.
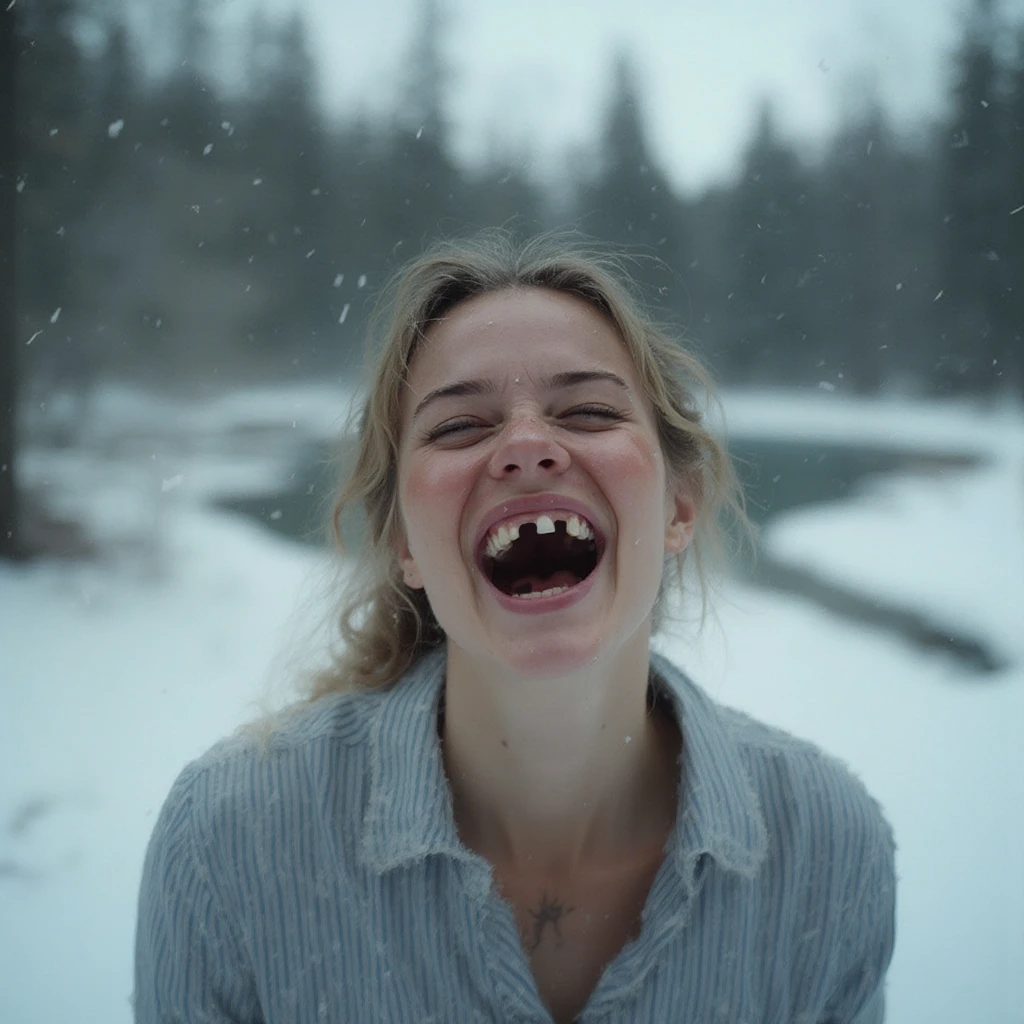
510, 569, 579, 595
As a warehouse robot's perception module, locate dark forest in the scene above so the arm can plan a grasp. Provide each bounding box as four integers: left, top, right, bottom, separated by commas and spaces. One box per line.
2, 0, 1024, 556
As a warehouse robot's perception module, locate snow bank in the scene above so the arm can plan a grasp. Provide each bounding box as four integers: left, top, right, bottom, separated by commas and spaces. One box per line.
1, 388, 1021, 1023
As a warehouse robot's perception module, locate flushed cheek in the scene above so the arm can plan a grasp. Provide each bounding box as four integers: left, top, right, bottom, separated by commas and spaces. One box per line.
602, 434, 666, 511
399, 456, 476, 561
599, 436, 668, 572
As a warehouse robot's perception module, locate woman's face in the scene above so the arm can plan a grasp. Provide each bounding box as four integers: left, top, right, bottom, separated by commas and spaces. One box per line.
395, 287, 696, 677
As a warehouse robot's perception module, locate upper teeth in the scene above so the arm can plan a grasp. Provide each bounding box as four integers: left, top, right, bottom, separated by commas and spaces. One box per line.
484, 513, 594, 559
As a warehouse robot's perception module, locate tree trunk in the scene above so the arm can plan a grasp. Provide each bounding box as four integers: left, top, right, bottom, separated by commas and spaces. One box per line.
0, 4, 21, 559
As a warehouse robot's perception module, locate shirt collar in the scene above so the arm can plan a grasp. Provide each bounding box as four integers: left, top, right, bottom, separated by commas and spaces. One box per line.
361, 648, 768, 879
360, 648, 467, 873
650, 652, 769, 881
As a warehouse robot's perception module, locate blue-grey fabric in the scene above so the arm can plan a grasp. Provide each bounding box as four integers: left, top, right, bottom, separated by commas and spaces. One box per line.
134, 649, 896, 1023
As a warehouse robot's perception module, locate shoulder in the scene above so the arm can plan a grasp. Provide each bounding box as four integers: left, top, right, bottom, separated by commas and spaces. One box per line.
654, 653, 894, 893
687, 677, 896, 1009
723, 703, 895, 882
716, 697, 897, 984
155, 688, 385, 861
135, 690, 395, 1021
715, 703, 897, 1015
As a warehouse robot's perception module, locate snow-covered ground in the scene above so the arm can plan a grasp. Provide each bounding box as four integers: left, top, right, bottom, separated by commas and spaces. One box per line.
1, 386, 1022, 1023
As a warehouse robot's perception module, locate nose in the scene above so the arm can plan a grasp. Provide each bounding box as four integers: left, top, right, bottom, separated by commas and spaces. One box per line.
488, 413, 571, 480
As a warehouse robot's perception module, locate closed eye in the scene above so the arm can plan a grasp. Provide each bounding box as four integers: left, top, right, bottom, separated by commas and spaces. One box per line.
561, 404, 628, 426
422, 417, 489, 443
423, 405, 626, 444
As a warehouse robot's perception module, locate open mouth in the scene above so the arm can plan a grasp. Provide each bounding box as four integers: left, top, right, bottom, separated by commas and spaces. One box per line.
480, 514, 601, 599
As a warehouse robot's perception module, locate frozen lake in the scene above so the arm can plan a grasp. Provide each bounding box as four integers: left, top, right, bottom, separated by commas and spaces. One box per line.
220, 425, 998, 674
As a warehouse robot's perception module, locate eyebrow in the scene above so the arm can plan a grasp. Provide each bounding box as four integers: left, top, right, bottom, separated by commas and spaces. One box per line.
411, 370, 631, 421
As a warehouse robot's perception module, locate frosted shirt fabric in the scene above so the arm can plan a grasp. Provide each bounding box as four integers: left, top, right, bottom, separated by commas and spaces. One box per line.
134, 649, 896, 1023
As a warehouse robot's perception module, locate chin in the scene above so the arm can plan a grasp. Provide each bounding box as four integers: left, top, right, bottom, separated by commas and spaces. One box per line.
481, 618, 644, 681
437, 577, 658, 679
498, 641, 602, 680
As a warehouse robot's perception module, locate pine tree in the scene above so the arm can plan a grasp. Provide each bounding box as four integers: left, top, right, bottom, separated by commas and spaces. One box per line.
90, 21, 139, 183
15, 0, 90, 325
69, 17, 145, 400
1006, 23, 1024, 393
401, 0, 448, 146
578, 54, 689, 309
0, 1, 19, 558
239, 7, 334, 364
936, 0, 1009, 393
817, 100, 936, 393
730, 100, 817, 385
381, 0, 460, 249
157, 0, 220, 160
817, 105, 892, 392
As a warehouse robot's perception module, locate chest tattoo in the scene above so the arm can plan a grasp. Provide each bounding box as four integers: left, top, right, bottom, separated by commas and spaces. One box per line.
526, 891, 575, 953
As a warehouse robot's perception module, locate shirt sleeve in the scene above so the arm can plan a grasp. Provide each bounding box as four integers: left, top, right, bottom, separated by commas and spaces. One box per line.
820, 807, 897, 1024
133, 766, 263, 1024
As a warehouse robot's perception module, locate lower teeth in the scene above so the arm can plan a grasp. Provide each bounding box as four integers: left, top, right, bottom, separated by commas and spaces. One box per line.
515, 585, 570, 599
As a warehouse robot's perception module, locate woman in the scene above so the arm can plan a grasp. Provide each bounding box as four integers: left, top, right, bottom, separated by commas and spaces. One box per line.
134, 232, 896, 1023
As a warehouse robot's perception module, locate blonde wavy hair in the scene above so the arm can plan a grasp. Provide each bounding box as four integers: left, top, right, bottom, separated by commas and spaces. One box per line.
309, 230, 750, 698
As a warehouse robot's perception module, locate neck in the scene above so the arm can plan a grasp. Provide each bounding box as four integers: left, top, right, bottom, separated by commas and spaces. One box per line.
440, 636, 680, 874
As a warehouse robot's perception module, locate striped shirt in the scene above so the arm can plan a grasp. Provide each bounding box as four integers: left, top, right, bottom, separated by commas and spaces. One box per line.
134, 648, 896, 1023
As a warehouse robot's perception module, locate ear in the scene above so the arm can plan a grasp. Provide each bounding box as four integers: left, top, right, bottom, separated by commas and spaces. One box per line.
664, 487, 698, 555
395, 529, 425, 589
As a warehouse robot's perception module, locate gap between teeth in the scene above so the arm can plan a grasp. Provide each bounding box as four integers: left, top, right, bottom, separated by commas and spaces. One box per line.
485, 513, 593, 558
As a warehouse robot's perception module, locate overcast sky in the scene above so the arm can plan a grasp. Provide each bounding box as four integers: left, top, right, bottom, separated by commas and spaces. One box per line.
212, 0, 1023, 195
